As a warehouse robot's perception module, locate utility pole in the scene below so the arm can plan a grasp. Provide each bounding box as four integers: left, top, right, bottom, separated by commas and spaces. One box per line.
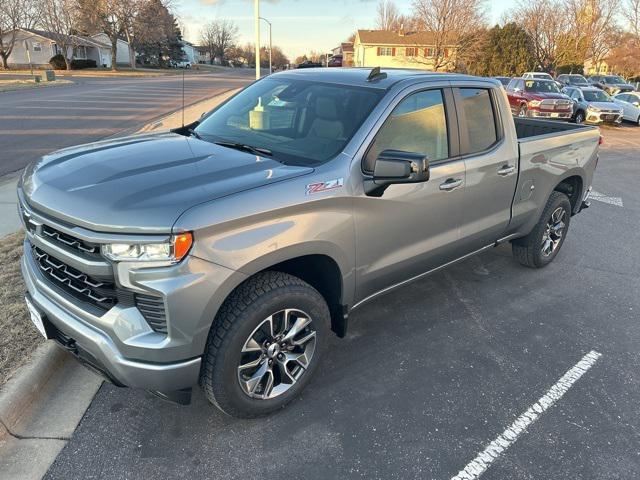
260, 17, 272, 74
254, 0, 260, 79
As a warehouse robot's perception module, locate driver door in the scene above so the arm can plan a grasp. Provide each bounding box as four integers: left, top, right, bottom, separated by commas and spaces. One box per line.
353, 86, 466, 303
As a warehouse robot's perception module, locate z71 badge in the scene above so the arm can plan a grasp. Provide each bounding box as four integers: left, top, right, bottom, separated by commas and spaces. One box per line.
305, 178, 344, 195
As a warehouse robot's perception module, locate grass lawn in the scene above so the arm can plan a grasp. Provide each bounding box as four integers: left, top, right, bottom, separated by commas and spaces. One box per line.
0, 232, 42, 386
0, 78, 73, 92
0, 65, 228, 78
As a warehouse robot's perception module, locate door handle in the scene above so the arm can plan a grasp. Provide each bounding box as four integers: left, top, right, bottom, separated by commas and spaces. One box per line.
439, 178, 463, 191
497, 165, 515, 176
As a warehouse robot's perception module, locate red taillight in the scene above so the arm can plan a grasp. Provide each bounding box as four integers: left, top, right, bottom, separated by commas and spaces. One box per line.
598, 135, 604, 145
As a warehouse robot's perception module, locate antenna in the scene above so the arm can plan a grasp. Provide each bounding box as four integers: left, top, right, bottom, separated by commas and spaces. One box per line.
181, 68, 185, 128
367, 66, 387, 82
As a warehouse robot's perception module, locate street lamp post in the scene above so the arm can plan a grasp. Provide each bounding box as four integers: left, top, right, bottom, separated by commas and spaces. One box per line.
254, 0, 260, 79
259, 17, 272, 74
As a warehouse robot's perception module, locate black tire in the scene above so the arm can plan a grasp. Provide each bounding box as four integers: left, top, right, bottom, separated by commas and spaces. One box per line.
512, 191, 572, 268
636, 115, 640, 127
574, 110, 585, 124
200, 271, 330, 418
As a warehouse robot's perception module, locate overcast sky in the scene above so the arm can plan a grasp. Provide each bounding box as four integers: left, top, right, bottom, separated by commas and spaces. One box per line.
177, 0, 513, 61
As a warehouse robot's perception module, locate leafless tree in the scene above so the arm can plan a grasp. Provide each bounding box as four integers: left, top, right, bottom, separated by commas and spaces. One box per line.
624, 0, 640, 47
39, 0, 81, 70
411, 0, 488, 71
564, 0, 620, 66
0, 0, 38, 69
508, 0, 569, 71
77, 0, 126, 71
199, 19, 238, 64
376, 0, 401, 30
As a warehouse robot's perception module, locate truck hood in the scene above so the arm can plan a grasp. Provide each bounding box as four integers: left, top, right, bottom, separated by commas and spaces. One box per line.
528, 92, 569, 100
21, 132, 313, 233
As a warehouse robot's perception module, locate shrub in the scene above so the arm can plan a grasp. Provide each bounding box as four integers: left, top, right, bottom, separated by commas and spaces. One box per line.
70, 59, 97, 69
49, 54, 67, 70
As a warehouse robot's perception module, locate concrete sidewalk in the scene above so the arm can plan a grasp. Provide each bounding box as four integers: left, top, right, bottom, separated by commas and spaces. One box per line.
0, 87, 240, 238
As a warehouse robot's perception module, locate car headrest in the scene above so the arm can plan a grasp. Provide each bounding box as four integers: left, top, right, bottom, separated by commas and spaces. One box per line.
315, 97, 339, 120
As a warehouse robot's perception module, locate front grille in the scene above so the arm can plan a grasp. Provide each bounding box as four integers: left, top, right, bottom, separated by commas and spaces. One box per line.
32, 246, 117, 311
41, 224, 100, 257
135, 294, 167, 333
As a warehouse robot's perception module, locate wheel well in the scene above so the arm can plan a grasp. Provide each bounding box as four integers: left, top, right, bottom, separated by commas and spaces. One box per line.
554, 175, 583, 213
265, 255, 346, 338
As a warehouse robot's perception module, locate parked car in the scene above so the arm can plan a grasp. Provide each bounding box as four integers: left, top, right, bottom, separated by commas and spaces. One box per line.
171, 60, 192, 69
563, 86, 623, 124
296, 60, 323, 68
327, 55, 342, 67
506, 77, 573, 119
612, 92, 640, 125
493, 76, 512, 88
588, 75, 635, 95
557, 74, 589, 87
19, 69, 599, 417
522, 72, 554, 81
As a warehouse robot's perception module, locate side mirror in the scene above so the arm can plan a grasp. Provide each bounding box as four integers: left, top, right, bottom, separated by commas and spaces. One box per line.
365, 150, 429, 196
513, 87, 521, 93
633, 102, 640, 107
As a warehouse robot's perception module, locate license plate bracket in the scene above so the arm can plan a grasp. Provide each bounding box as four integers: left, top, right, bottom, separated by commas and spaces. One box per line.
25, 296, 51, 339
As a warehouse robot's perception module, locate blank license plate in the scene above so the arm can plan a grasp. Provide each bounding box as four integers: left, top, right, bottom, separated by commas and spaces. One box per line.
551, 113, 560, 118
25, 296, 48, 339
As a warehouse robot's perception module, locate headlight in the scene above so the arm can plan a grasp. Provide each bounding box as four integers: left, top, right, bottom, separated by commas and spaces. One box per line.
528, 100, 541, 107
102, 232, 193, 263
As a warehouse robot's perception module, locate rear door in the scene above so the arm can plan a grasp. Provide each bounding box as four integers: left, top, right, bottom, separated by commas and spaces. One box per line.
450, 82, 520, 252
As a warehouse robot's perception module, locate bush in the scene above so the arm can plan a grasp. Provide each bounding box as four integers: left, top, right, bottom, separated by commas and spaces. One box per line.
49, 54, 67, 70
71, 59, 97, 69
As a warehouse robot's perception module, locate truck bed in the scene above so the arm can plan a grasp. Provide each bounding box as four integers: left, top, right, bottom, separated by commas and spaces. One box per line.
514, 117, 594, 140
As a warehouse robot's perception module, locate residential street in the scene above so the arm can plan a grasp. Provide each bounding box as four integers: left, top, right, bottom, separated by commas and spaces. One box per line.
0, 69, 254, 176
43, 125, 640, 480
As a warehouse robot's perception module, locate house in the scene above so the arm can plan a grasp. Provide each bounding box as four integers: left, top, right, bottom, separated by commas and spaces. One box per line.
584, 57, 610, 75
90, 33, 132, 66
195, 46, 211, 64
353, 29, 457, 71
331, 42, 354, 67
1, 29, 130, 69
181, 41, 197, 64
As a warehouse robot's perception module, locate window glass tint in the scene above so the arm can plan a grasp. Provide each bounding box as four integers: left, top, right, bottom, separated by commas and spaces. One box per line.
364, 89, 448, 172
458, 88, 497, 155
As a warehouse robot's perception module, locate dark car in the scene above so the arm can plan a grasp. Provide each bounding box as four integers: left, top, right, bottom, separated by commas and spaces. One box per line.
297, 60, 323, 69
506, 77, 573, 119
588, 75, 635, 95
493, 76, 512, 87
557, 74, 589, 87
328, 55, 342, 67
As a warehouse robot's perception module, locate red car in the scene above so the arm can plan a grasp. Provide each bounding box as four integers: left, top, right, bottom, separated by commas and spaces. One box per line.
328, 55, 342, 67
506, 78, 573, 120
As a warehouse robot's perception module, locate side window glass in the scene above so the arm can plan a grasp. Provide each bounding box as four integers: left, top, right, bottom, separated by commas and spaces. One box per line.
363, 89, 448, 173
458, 88, 498, 155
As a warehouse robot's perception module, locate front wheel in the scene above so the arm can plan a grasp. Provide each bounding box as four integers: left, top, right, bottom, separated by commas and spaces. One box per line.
518, 104, 528, 117
636, 115, 640, 127
200, 271, 330, 418
574, 111, 585, 124
512, 191, 572, 268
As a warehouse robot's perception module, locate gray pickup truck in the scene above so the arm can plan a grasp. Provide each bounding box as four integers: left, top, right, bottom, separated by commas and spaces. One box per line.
18, 68, 599, 417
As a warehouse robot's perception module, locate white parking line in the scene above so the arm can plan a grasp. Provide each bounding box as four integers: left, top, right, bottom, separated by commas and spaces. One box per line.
590, 191, 624, 207
450, 350, 602, 480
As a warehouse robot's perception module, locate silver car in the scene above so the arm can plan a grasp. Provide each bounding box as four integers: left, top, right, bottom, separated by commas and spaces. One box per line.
612, 92, 640, 125
564, 86, 623, 124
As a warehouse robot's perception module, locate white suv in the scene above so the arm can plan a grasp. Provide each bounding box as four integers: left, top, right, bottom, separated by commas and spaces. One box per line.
522, 72, 554, 81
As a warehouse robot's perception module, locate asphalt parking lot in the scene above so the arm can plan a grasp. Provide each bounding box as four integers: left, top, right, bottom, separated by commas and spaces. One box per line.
44, 124, 640, 479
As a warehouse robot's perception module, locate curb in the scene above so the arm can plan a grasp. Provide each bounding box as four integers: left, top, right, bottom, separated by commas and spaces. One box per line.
0, 342, 66, 441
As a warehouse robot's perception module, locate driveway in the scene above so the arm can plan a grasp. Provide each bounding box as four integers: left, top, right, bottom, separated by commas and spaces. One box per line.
43, 124, 640, 479
0, 69, 254, 176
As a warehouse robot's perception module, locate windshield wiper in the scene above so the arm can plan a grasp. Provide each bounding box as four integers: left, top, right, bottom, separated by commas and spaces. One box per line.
214, 141, 273, 157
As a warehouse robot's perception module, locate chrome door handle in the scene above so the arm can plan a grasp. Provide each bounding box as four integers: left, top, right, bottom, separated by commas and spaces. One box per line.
497, 165, 515, 176
439, 178, 463, 191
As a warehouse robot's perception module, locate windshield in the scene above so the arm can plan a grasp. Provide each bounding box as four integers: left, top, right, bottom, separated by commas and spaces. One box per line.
567, 75, 588, 85
524, 80, 561, 94
533, 73, 553, 80
604, 76, 625, 84
195, 78, 384, 166
584, 90, 611, 102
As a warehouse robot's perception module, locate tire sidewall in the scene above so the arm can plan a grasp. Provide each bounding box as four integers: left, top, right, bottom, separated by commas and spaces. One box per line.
531, 194, 572, 267
210, 285, 330, 416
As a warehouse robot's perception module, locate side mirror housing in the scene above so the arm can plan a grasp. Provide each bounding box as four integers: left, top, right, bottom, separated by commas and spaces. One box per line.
365, 150, 430, 196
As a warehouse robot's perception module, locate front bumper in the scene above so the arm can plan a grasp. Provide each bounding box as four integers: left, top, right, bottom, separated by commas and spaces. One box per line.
22, 248, 202, 391
585, 111, 623, 124
528, 110, 572, 120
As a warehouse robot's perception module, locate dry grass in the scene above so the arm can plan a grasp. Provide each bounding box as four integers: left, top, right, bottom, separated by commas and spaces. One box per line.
0, 232, 43, 385
0, 79, 73, 92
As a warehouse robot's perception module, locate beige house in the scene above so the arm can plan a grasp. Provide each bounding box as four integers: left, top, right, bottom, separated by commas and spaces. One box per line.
353, 30, 456, 71
2, 29, 130, 69
584, 57, 610, 75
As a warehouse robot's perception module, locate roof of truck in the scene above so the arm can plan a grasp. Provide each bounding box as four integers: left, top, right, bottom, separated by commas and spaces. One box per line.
273, 67, 489, 90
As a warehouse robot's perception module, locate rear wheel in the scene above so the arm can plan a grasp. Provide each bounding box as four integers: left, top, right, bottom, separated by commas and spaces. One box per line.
200, 271, 330, 418
512, 191, 572, 268
636, 115, 640, 126
574, 110, 585, 124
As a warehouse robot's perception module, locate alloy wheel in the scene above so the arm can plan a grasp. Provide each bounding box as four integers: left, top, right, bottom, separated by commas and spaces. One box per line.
237, 309, 317, 400
575, 112, 584, 124
541, 207, 566, 257
519, 105, 527, 117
